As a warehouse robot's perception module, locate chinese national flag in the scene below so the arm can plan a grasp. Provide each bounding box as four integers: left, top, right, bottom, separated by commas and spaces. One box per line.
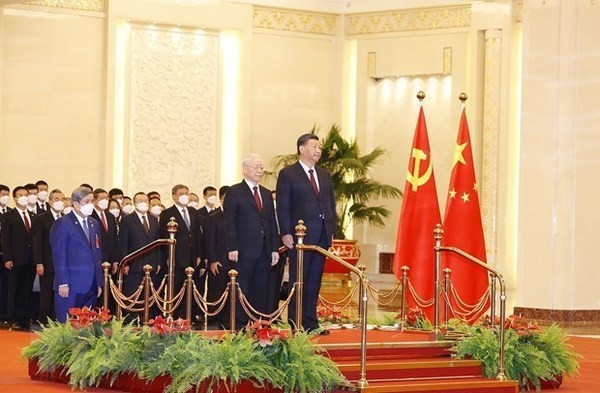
393, 107, 441, 320
442, 108, 489, 322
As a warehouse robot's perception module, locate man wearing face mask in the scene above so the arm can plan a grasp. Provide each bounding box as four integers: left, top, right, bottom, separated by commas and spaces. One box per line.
119, 192, 159, 314
149, 197, 163, 220
24, 183, 40, 215
50, 187, 103, 323
0, 184, 13, 327
1, 186, 36, 330
224, 154, 280, 329
32, 189, 65, 325
35, 180, 51, 213
159, 184, 202, 319
121, 196, 134, 216
188, 193, 201, 211
63, 198, 73, 215
91, 189, 119, 275
199, 186, 218, 217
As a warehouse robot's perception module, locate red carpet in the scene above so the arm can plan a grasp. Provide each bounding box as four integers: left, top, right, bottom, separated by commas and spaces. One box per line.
0, 330, 597, 392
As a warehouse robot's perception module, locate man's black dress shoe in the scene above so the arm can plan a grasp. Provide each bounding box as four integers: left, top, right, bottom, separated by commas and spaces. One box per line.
318, 329, 330, 336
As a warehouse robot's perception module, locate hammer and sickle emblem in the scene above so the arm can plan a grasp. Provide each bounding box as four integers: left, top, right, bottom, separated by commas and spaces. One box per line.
406, 148, 433, 192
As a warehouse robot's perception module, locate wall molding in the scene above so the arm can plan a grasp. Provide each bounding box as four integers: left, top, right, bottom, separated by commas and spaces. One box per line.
252, 6, 339, 35
24, 0, 105, 12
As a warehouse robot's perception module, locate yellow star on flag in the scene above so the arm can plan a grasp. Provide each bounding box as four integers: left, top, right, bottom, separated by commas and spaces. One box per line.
452, 142, 468, 167
461, 192, 470, 203
473, 182, 478, 191
449, 188, 457, 198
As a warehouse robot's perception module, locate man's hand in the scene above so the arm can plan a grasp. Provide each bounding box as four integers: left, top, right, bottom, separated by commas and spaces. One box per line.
282, 234, 294, 249
228, 250, 239, 262
210, 261, 222, 276
4, 260, 13, 270
111, 262, 118, 274
36, 264, 44, 276
97, 286, 102, 298
195, 257, 202, 267
123, 266, 130, 275
271, 252, 280, 266
58, 285, 69, 298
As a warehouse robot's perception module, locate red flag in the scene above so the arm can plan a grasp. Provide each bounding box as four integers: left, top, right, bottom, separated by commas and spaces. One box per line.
442, 108, 489, 323
393, 107, 441, 320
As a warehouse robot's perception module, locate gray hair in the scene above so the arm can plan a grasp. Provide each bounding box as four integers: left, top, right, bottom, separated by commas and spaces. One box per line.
242, 153, 264, 168
71, 187, 92, 203
49, 189, 63, 200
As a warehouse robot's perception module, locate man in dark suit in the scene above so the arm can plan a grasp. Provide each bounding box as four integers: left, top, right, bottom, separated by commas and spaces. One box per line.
276, 133, 336, 334
119, 192, 159, 305
159, 184, 202, 319
50, 187, 103, 323
35, 180, 51, 214
91, 188, 119, 272
1, 186, 37, 330
32, 189, 65, 324
224, 154, 280, 329
205, 185, 230, 329
0, 184, 12, 326
198, 186, 218, 217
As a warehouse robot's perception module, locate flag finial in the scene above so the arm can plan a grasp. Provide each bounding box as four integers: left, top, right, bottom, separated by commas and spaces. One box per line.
417, 91, 426, 101
459, 92, 468, 103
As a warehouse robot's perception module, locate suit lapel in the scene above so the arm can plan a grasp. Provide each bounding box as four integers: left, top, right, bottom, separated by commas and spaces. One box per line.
294, 162, 320, 200
241, 181, 262, 216
69, 212, 92, 249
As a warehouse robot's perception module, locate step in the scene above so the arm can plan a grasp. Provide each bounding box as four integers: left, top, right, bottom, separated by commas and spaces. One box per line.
349, 377, 519, 393
336, 358, 483, 381
323, 340, 455, 361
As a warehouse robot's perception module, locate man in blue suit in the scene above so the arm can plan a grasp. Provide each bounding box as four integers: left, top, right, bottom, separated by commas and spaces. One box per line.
276, 133, 336, 334
50, 187, 103, 323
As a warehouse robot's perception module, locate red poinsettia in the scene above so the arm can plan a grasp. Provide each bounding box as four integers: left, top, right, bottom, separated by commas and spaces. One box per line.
68, 307, 112, 329
249, 319, 288, 347
504, 314, 541, 337
148, 315, 190, 335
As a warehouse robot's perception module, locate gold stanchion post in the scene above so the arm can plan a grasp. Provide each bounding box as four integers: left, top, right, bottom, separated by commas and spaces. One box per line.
143, 264, 153, 326
102, 262, 111, 311
228, 270, 238, 333
294, 220, 307, 331
166, 218, 178, 318
400, 266, 409, 330
433, 224, 444, 340
443, 268, 451, 328
185, 267, 195, 324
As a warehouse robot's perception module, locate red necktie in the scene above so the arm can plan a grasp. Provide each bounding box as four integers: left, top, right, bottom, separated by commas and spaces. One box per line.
22, 211, 30, 233
100, 211, 108, 232
253, 186, 262, 213
309, 169, 320, 196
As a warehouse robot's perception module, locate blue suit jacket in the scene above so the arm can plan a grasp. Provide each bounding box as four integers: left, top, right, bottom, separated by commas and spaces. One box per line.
276, 162, 336, 247
50, 212, 103, 292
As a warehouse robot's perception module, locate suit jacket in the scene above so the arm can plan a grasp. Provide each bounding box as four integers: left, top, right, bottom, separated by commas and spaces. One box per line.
159, 205, 201, 269
206, 209, 228, 265
119, 212, 159, 272
50, 212, 103, 292
91, 209, 119, 263
35, 201, 51, 215
0, 206, 13, 258
32, 211, 60, 274
0, 208, 34, 266
276, 162, 336, 247
224, 180, 279, 259
198, 206, 213, 217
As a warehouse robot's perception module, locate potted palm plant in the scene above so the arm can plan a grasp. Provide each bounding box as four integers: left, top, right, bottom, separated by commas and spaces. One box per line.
272, 125, 402, 274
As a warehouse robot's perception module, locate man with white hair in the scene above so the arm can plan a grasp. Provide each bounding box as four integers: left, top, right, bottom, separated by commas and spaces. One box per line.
224, 154, 280, 330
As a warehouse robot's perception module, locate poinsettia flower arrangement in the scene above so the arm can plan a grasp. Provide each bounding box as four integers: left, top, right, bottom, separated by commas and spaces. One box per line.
503, 314, 541, 337
148, 315, 190, 335
68, 306, 111, 329
317, 304, 354, 325
396, 306, 433, 329
247, 319, 289, 347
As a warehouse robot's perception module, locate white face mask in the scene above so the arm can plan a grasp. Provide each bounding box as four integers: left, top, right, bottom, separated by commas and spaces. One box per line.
17, 195, 29, 207
150, 205, 162, 217
38, 191, 49, 202
0, 195, 10, 206
178, 194, 189, 206
116, 198, 124, 206
187, 201, 199, 210
28, 194, 38, 204
122, 204, 134, 215
63, 206, 73, 215
109, 208, 120, 218
79, 202, 95, 217
52, 201, 65, 212
136, 202, 149, 213
207, 195, 218, 206
97, 199, 109, 211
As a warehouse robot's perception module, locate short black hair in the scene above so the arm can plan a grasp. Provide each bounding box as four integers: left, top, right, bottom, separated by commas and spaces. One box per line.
132, 192, 146, 202
35, 180, 48, 187
24, 183, 37, 191
93, 188, 107, 199
171, 184, 188, 195
203, 186, 217, 196
13, 186, 27, 197
0, 184, 9, 193
149, 196, 161, 203
147, 191, 161, 199
109, 188, 124, 198
80, 183, 94, 191
296, 133, 319, 155
219, 185, 230, 199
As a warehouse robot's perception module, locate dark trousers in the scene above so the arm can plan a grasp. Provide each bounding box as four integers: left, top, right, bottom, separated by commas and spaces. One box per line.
0, 264, 9, 321
207, 260, 232, 329
55, 276, 98, 323
288, 223, 328, 331
7, 264, 36, 326
38, 272, 55, 324
235, 242, 269, 330
172, 266, 191, 319
267, 257, 286, 314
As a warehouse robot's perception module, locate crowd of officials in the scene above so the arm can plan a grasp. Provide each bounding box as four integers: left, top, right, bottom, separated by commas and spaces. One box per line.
0, 133, 336, 334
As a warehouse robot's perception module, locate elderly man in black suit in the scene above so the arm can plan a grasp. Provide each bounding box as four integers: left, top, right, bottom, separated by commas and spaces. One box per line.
224, 154, 279, 329
159, 184, 202, 319
276, 133, 336, 334
32, 189, 66, 325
